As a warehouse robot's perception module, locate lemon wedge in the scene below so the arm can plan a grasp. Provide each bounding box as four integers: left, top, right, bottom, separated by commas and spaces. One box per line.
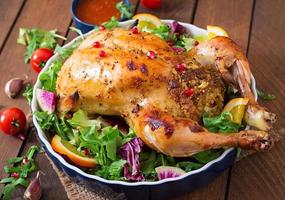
223, 98, 249, 124
207, 25, 229, 39
132, 13, 162, 30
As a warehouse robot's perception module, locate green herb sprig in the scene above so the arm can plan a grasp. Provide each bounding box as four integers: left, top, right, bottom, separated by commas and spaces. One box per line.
0, 146, 40, 200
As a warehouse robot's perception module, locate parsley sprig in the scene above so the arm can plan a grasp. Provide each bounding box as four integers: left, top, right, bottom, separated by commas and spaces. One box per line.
0, 146, 40, 200
17, 28, 66, 63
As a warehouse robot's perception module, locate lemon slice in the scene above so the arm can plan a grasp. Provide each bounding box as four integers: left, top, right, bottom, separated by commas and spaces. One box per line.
51, 135, 97, 168
207, 25, 229, 39
223, 98, 249, 124
132, 13, 162, 30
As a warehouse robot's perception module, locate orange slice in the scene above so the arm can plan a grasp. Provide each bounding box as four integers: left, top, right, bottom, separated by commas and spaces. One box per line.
51, 135, 97, 168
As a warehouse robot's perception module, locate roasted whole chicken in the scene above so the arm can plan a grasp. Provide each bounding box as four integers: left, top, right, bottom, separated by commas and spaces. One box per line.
56, 28, 275, 157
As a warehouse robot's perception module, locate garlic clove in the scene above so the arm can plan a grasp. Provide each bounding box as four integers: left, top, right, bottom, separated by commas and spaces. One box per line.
24, 171, 42, 200
4, 78, 24, 98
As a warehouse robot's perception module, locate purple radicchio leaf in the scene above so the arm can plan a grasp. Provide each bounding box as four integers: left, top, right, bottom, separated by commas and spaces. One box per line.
169, 21, 187, 35
119, 137, 145, 181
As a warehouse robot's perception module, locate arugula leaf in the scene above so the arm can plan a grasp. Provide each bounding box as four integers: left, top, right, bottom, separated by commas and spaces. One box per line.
257, 89, 276, 101
203, 111, 242, 133
17, 28, 66, 63
79, 125, 121, 165
39, 39, 81, 92
102, 17, 119, 30
176, 161, 203, 172
68, 109, 102, 128
192, 150, 223, 164
35, 111, 72, 140
116, 1, 134, 19
34, 111, 56, 131
95, 159, 126, 180
23, 84, 33, 105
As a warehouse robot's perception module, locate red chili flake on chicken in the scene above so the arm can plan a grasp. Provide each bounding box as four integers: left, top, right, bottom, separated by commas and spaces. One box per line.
99, 50, 107, 57
131, 27, 139, 34
99, 25, 106, 31
147, 51, 156, 59
176, 63, 186, 72
92, 41, 101, 48
183, 88, 194, 97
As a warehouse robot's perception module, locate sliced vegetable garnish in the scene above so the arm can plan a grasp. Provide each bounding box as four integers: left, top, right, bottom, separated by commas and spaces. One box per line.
133, 13, 162, 29
51, 135, 97, 168
119, 137, 144, 181
223, 98, 249, 124
207, 25, 229, 38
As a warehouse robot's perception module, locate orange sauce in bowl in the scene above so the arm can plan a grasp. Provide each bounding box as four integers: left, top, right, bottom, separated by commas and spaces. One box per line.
75, 0, 121, 25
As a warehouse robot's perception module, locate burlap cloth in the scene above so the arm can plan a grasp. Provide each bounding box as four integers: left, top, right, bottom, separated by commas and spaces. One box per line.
46, 129, 282, 200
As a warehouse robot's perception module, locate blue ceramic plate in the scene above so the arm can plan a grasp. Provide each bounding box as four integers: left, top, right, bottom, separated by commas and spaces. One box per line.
32, 20, 257, 200
71, 0, 131, 33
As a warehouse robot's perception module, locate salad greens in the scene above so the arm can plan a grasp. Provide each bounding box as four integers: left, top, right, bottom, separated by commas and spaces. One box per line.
141, 21, 198, 52
17, 28, 66, 63
34, 20, 245, 183
116, 1, 134, 19
203, 111, 242, 133
94, 17, 120, 31
0, 146, 40, 200
39, 39, 82, 92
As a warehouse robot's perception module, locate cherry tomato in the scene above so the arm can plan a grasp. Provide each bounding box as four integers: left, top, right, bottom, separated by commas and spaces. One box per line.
0, 107, 26, 136
30, 48, 54, 73
142, 0, 161, 9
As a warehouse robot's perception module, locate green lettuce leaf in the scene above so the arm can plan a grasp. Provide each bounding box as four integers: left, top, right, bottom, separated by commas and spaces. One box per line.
203, 111, 242, 133
68, 109, 102, 128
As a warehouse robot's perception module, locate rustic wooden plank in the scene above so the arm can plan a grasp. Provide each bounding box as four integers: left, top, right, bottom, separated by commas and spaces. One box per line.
193, 0, 254, 51
0, 0, 25, 52
10, 130, 68, 200
228, 0, 285, 199
0, 0, 72, 194
137, 0, 196, 22
174, 0, 254, 199
3, 0, 141, 198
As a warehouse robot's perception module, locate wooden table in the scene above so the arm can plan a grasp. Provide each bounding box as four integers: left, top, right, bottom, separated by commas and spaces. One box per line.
0, 0, 284, 199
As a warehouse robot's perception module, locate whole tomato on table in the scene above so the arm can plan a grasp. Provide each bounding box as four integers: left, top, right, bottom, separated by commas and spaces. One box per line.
30, 48, 54, 73
142, 0, 161, 9
0, 107, 26, 136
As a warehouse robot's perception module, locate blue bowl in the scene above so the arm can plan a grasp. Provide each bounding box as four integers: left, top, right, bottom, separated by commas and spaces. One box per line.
32, 20, 253, 200
71, 0, 131, 33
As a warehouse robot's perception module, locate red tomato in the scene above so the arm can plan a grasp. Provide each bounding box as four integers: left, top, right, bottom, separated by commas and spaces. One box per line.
0, 107, 26, 136
142, 0, 161, 9
30, 48, 54, 73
